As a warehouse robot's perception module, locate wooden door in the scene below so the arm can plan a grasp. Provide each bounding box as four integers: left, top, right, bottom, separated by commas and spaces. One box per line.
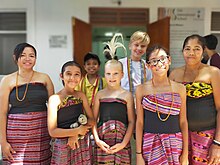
72, 17, 92, 75
147, 17, 170, 52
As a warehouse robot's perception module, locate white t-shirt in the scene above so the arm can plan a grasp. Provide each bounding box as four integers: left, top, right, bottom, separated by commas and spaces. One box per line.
119, 57, 152, 94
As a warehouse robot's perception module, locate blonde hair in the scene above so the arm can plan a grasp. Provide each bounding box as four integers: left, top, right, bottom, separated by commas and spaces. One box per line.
105, 59, 123, 72
129, 31, 150, 45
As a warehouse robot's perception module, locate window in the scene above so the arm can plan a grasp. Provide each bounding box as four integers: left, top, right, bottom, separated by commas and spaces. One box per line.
0, 12, 26, 75
211, 11, 220, 52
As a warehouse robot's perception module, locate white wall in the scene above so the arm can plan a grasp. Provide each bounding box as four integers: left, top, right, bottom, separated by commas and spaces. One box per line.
1, 0, 220, 91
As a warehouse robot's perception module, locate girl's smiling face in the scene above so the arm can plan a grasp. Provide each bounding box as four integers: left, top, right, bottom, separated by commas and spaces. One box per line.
105, 61, 123, 87
147, 48, 171, 75
61, 65, 82, 88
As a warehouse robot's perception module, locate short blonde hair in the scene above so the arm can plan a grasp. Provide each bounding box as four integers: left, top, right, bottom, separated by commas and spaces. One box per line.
129, 31, 150, 46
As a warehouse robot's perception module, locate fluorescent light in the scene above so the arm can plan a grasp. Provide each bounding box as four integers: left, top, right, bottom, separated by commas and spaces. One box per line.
104, 32, 113, 36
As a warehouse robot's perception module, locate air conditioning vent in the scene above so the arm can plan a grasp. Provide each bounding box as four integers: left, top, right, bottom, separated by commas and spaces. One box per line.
90, 8, 149, 26
0, 12, 26, 30
211, 12, 220, 31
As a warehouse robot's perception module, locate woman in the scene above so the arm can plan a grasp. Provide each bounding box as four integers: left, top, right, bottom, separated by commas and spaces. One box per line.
170, 34, 220, 164
0, 43, 54, 164
136, 44, 188, 165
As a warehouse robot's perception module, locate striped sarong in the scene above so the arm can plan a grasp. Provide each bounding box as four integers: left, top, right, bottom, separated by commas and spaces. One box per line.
50, 134, 92, 165
142, 133, 183, 165
94, 120, 131, 165
3, 111, 51, 165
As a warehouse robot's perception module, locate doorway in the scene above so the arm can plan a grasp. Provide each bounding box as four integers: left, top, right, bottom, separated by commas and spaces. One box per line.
72, 8, 169, 76
92, 26, 146, 76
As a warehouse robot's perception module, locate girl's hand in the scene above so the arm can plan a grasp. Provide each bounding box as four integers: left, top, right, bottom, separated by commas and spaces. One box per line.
136, 154, 145, 165
67, 136, 79, 150
208, 144, 220, 165
77, 125, 91, 136
87, 118, 95, 127
1, 142, 16, 161
96, 139, 110, 153
109, 143, 124, 154
179, 153, 189, 165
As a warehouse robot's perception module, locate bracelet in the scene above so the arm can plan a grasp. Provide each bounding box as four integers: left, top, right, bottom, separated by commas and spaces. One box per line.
136, 151, 142, 154
213, 140, 220, 146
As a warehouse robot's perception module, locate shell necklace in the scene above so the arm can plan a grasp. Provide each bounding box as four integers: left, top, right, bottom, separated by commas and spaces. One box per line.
16, 71, 34, 101
152, 79, 174, 122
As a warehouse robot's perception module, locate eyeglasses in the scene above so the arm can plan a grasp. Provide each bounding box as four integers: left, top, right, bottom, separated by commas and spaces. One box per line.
147, 55, 169, 66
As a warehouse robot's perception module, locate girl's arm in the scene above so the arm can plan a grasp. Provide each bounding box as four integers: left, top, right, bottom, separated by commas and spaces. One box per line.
92, 91, 110, 152
120, 92, 135, 146
0, 76, 16, 161
79, 91, 95, 126
178, 83, 188, 164
109, 92, 135, 153
47, 94, 90, 138
92, 92, 100, 142
211, 68, 220, 141
135, 85, 145, 164
208, 68, 220, 164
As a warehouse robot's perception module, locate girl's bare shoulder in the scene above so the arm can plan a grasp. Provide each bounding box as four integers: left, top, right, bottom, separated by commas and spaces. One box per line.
121, 88, 133, 100
136, 81, 152, 95
170, 80, 186, 96
169, 66, 185, 81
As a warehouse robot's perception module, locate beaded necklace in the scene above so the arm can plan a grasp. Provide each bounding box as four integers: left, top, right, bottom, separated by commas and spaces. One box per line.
152, 79, 174, 122
127, 58, 146, 95
16, 71, 34, 102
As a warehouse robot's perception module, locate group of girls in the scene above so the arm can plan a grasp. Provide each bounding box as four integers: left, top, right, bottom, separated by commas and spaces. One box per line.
1, 33, 220, 165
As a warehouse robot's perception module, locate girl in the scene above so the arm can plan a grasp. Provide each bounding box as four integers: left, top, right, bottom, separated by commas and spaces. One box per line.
170, 34, 220, 165
92, 34, 135, 164
136, 45, 188, 165
47, 61, 95, 165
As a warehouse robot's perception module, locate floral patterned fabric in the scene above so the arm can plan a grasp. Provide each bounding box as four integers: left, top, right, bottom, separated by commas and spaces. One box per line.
185, 82, 212, 98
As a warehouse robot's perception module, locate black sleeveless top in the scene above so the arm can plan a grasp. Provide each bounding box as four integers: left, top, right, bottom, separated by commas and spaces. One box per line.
142, 92, 181, 134
98, 98, 128, 127
9, 83, 48, 114
57, 96, 84, 129
185, 82, 216, 131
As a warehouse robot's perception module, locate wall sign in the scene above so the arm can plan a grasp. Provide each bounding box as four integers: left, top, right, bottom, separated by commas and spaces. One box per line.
158, 8, 205, 70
